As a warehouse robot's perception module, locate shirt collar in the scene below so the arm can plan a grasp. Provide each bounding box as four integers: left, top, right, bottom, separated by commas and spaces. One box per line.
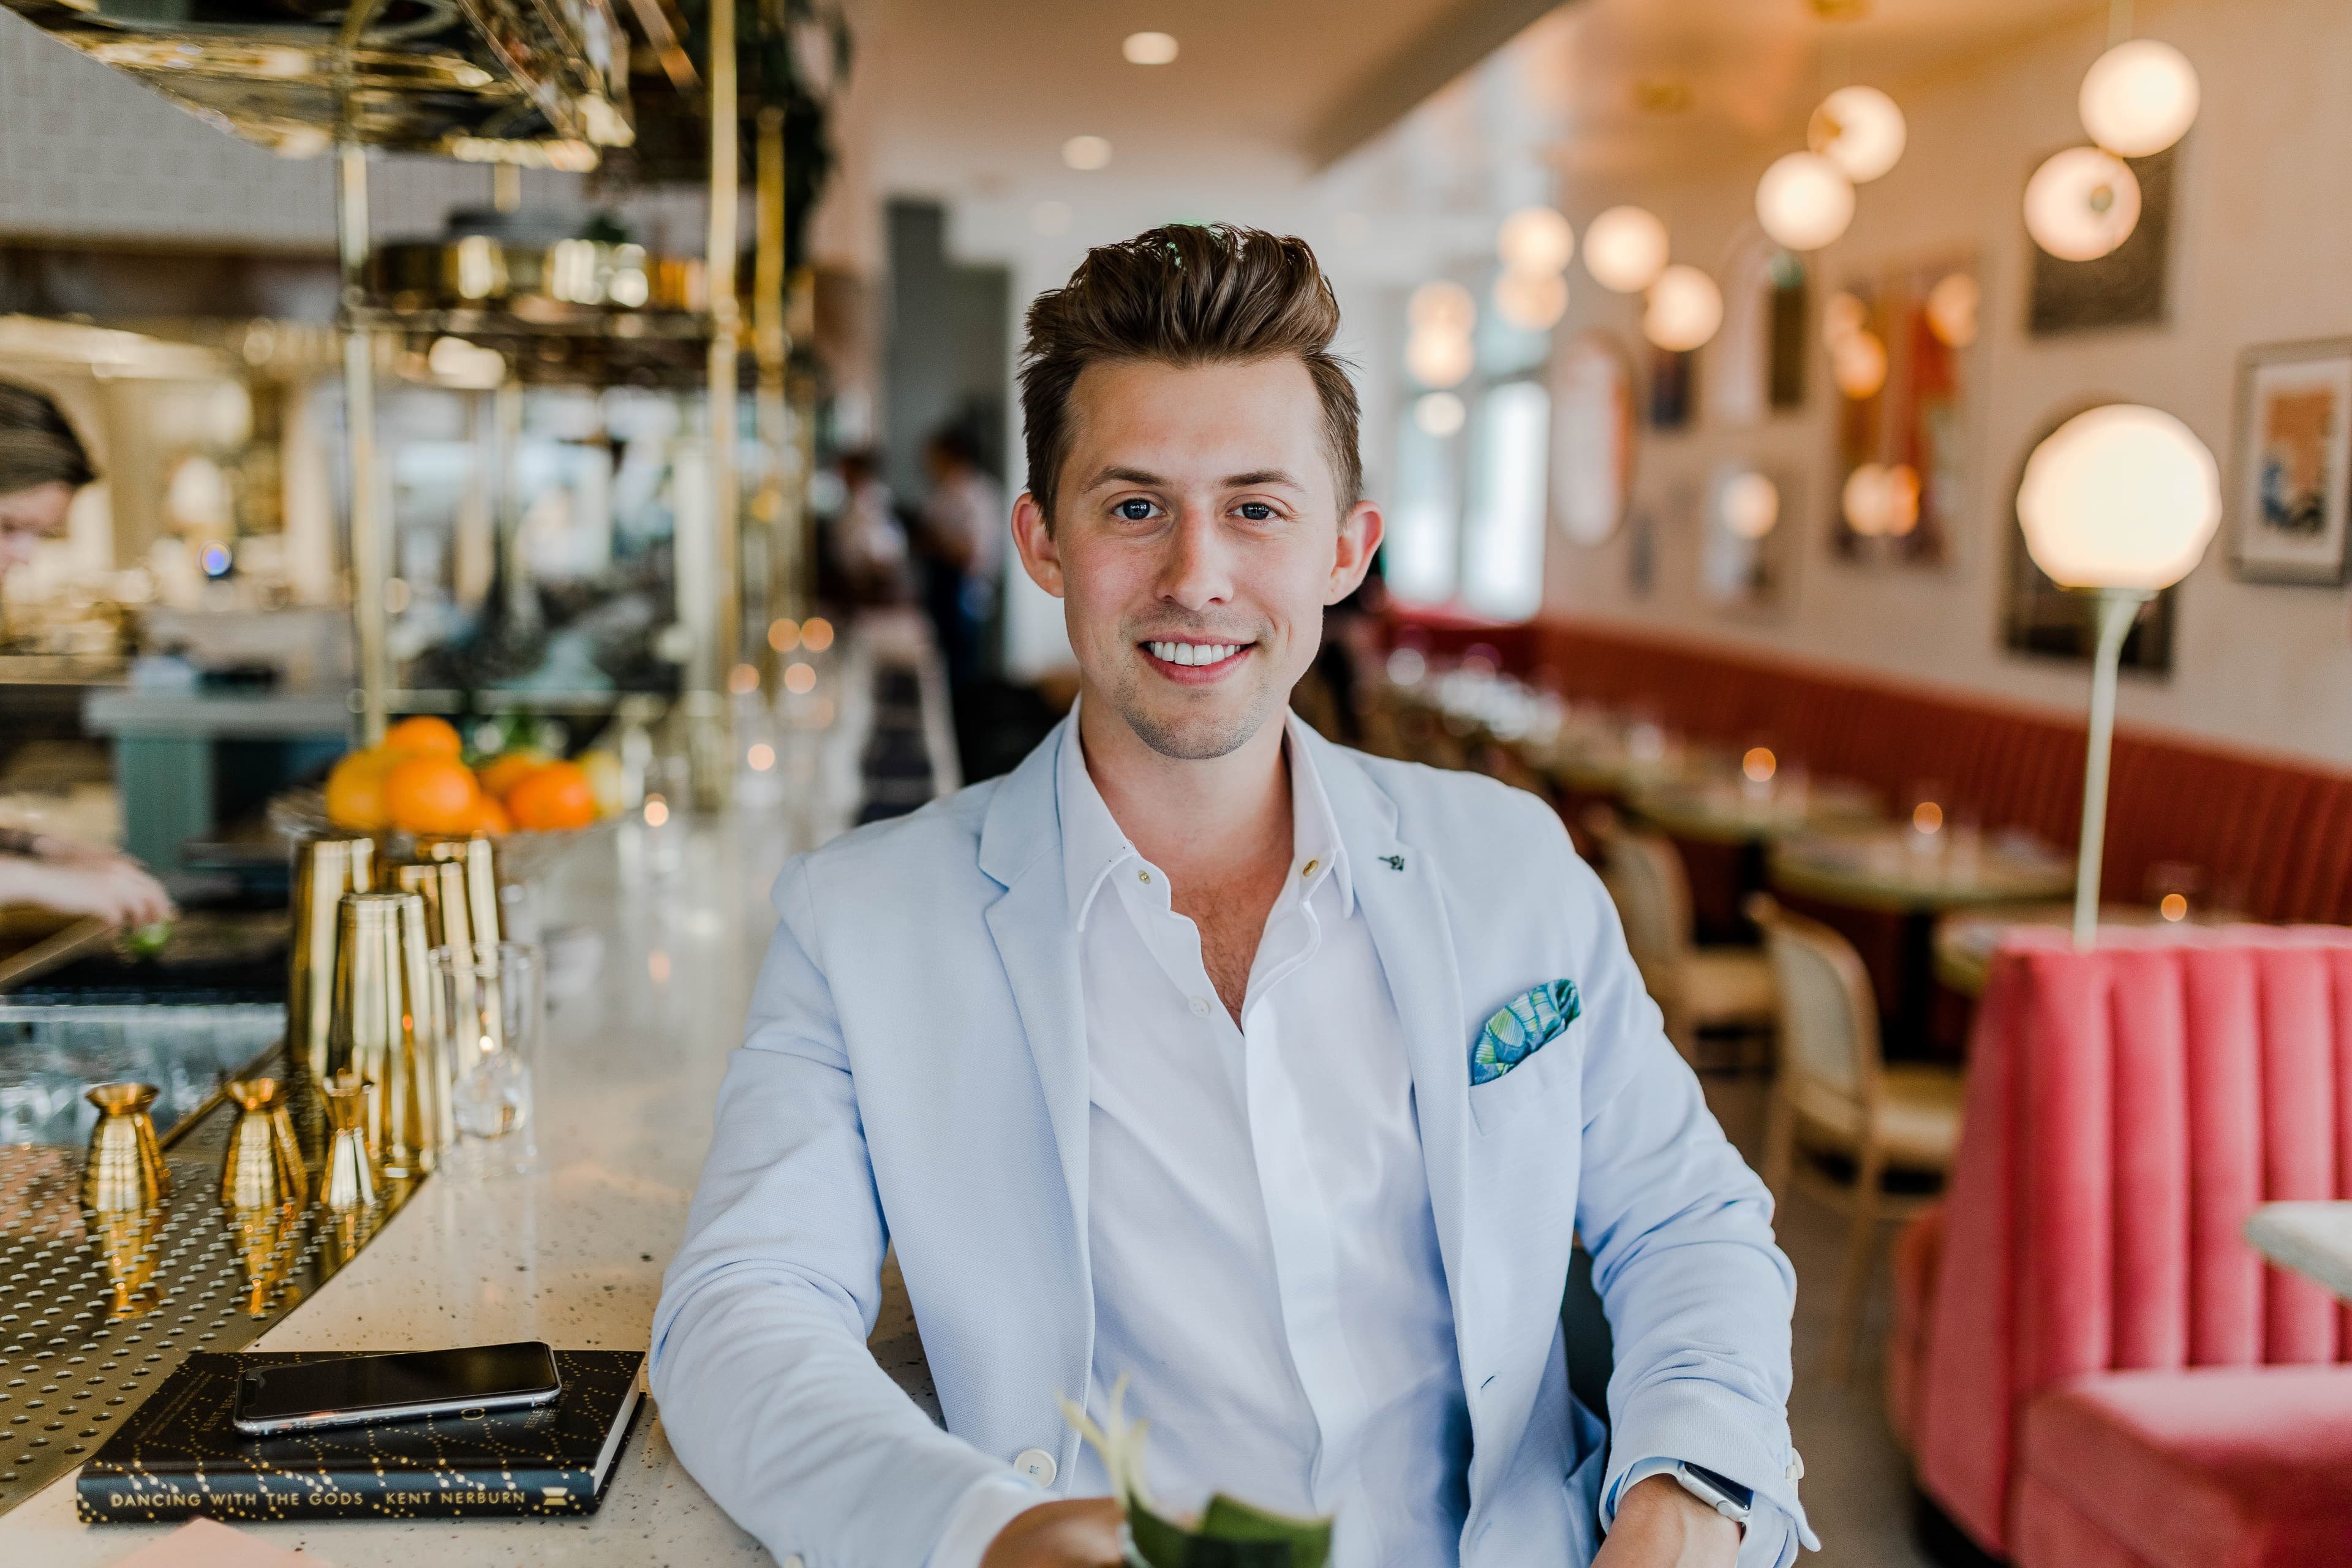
1056, 707, 1355, 931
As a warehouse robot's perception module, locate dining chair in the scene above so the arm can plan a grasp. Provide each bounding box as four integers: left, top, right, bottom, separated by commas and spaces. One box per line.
1747, 892, 1962, 1382
1584, 806, 1776, 1062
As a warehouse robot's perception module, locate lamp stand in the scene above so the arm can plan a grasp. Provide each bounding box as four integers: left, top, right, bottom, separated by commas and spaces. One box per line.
2071, 586, 2154, 948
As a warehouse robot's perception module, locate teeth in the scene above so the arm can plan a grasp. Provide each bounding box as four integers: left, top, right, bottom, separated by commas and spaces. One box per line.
1148, 641, 1243, 666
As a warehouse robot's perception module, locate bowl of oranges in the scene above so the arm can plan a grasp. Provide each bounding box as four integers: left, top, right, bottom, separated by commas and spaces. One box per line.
272, 715, 627, 880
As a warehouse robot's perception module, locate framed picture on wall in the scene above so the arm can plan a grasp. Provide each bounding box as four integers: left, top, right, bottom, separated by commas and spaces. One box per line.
2230, 339, 2352, 585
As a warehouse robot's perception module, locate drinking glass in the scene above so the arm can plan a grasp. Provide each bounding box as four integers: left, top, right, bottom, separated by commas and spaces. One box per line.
430, 941, 543, 1175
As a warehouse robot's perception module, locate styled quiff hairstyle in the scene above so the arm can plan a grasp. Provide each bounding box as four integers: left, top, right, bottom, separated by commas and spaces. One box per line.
1017, 224, 1361, 526
0, 382, 94, 497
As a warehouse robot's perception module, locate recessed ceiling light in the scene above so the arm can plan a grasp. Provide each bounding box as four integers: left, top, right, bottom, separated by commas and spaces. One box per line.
1062, 135, 1112, 171
1123, 31, 1178, 66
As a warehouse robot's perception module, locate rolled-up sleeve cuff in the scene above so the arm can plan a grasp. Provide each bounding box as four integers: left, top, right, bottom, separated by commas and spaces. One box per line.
923, 1474, 1052, 1568
1602, 1383, 1819, 1555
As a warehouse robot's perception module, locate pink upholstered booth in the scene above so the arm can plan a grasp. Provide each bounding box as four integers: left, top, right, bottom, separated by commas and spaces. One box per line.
1894, 927, 2352, 1566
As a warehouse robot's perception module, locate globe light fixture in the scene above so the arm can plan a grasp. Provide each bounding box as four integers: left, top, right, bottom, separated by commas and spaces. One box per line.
1494, 268, 1569, 332
1643, 265, 1722, 352
1721, 471, 1781, 540
1582, 205, 1670, 293
2024, 146, 2141, 261
1880, 464, 1921, 536
1755, 151, 1855, 251
1822, 290, 1868, 350
1413, 391, 1467, 437
1831, 330, 1888, 400
1408, 279, 1476, 337
1121, 31, 1179, 66
1061, 135, 1113, 171
2079, 38, 2199, 157
1842, 463, 1891, 536
1926, 272, 1980, 347
1808, 85, 1907, 183
1498, 206, 1575, 275
2015, 402, 2222, 947
1406, 328, 1474, 389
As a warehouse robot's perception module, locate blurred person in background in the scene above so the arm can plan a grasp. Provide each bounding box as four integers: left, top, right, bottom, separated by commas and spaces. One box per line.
0, 380, 175, 929
918, 422, 1006, 684
825, 448, 915, 606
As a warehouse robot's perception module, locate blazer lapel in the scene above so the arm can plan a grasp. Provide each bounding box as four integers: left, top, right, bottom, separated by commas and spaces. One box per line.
1309, 732, 1481, 1396
978, 720, 1093, 1272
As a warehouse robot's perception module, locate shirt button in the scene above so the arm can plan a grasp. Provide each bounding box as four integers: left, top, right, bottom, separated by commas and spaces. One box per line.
1787, 1449, 1804, 1483
1188, 996, 1210, 1017
1137, 869, 1152, 884
1013, 1447, 1057, 1486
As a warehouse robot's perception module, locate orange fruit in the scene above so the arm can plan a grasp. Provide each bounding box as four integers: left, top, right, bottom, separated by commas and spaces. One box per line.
477, 750, 550, 802
323, 748, 398, 830
505, 760, 597, 831
384, 715, 463, 758
465, 795, 513, 837
383, 755, 481, 835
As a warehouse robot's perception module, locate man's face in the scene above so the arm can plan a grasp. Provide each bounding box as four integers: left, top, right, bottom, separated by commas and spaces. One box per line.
0, 482, 73, 572
1012, 356, 1381, 761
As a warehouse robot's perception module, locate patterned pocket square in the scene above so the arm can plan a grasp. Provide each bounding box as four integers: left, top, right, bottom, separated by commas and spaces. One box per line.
1471, 978, 1582, 1085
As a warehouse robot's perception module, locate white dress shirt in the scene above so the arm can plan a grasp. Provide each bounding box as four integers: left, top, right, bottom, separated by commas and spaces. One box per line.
925, 712, 1469, 1566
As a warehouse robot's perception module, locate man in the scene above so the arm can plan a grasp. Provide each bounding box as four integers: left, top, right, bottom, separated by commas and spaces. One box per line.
654, 226, 1814, 1568
918, 423, 1008, 681
0, 381, 174, 928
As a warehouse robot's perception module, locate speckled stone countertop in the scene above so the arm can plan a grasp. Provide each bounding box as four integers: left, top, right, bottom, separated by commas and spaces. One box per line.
1, 804, 923, 1566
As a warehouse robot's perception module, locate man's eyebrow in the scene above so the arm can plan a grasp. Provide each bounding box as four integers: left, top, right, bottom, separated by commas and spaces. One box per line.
1084, 466, 1166, 490
1223, 469, 1302, 489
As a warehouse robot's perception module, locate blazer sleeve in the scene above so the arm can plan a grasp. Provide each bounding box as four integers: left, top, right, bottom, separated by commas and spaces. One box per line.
1553, 827, 1817, 1551
649, 853, 1014, 1566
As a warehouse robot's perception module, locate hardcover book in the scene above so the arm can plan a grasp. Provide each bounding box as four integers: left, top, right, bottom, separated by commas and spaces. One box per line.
77, 1349, 644, 1525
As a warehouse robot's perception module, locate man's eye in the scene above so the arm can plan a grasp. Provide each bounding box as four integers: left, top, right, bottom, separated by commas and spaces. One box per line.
1115, 499, 1156, 521
1237, 502, 1275, 521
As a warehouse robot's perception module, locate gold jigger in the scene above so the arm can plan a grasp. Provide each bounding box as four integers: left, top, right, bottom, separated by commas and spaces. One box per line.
290, 836, 375, 1083
219, 1078, 308, 1209
425, 835, 502, 951
333, 890, 448, 1177
320, 1071, 378, 1212
91, 1207, 162, 1318
82, 1083, 170, 1211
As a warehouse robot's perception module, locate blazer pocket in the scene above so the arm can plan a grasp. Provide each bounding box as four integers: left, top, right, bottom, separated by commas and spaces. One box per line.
1468, 1019, 1578, 1134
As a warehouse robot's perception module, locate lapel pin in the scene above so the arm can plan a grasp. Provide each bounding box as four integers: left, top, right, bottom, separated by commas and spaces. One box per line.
1382, 854, 1405, 872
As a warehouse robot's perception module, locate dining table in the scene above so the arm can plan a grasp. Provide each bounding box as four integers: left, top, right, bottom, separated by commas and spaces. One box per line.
1768, 826, 2075, 1055
1933, 899, 2252, 998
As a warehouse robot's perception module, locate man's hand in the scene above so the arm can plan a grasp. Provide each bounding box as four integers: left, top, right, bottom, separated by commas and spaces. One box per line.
1593, 1473, 1742, 1568
979, 1498, 1125, 1568
0, 853, 175, 928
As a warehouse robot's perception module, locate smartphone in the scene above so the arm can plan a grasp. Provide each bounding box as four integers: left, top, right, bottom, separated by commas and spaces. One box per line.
232, 1342, 562, 1436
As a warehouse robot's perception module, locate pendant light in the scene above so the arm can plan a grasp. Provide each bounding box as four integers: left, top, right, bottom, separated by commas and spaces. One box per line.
2080, 38, 2199, 158
2024, 145, 2141, 261
1582, 206, 1670, 293
1494, 270, 1569, 332
1808, 85, 1906, 183
1755, 151, 1855, 251
1720, 472, 1781, 540
1643, 265, 1723, 352
1497, 207, 1575, 275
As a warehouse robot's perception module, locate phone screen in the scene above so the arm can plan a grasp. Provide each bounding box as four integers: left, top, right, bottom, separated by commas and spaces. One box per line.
235, 1343, 560, 1432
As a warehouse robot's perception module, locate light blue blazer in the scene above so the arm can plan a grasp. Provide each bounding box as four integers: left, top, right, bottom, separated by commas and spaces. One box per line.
651, 717, 1809, 1567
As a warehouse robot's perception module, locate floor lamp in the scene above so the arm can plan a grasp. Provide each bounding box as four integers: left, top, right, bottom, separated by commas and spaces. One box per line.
2016, 404, 2222, 949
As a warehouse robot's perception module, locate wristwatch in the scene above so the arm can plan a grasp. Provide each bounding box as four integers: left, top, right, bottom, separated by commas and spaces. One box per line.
1669, 1461, 1754, 1524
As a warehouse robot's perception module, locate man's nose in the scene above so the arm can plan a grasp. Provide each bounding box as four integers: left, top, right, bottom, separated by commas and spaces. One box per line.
1156, 506, 1234, 612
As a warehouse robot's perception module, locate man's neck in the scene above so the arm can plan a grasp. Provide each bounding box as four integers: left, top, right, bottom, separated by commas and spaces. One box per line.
1075, 694, 1292, 891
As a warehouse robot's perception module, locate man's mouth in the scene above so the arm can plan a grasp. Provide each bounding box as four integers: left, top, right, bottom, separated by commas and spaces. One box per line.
1142, 639, 1253, 672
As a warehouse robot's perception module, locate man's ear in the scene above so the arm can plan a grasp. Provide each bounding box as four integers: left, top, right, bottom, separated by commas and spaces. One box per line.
1011, 491, 1066, 599
1327, 499, 1384, 605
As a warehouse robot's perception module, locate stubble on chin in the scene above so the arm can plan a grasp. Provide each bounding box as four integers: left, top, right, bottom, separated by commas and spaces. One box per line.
1104, 657, 1281, 762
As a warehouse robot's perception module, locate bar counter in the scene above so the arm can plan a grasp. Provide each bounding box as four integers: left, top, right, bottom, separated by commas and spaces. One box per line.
0, 809, 905, 1564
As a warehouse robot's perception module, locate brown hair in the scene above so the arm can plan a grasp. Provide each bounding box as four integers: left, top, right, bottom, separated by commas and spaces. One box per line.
0, 382, 94, 497
1017, 224, 1360, 526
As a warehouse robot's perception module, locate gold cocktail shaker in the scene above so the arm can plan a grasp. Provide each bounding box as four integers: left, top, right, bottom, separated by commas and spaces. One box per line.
331, 890, 448, 1178
82, 1082, 170, 1211
424, 835, 501, 951
289, 836, 374, 1083
219, 1077, 307, 1209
